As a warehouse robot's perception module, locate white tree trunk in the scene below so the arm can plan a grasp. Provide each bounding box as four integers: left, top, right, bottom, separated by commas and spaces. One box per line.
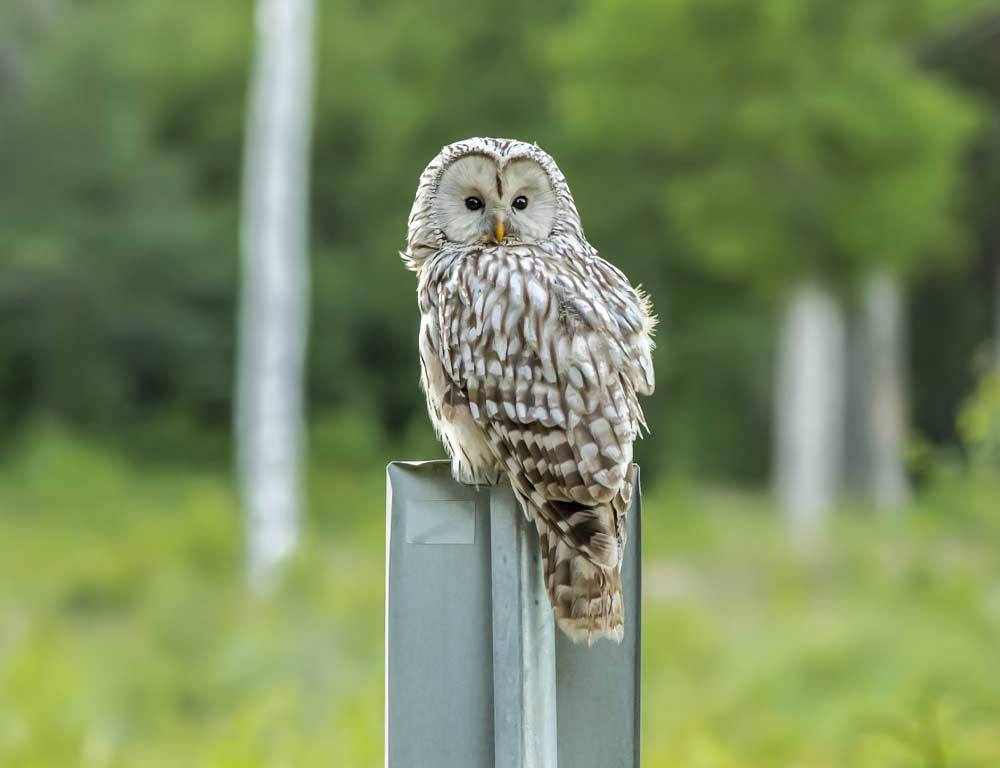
775, 281, 846, 542
861, 270, 910, 511
236, 0, 316, 592
842, 309, 869, 496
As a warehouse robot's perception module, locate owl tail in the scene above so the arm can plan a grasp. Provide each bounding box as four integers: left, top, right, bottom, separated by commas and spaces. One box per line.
538, 522, 624, 645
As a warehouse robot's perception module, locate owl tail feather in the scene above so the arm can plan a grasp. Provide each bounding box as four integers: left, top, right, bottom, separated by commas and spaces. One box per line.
538, 523, 624, 645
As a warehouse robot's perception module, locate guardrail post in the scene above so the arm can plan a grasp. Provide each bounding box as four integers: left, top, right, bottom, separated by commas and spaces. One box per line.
385, 461, 640, 768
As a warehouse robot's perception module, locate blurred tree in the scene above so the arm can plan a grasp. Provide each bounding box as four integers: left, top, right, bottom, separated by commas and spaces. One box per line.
237, 0, 317, 591
0, 2, 237, 445
851, 2, 999, 511
774, 282, 846, 540
548, 0, 982, 522
857, 272, 911, 508
0, 0, 994, 500
919, 5, 1000, 452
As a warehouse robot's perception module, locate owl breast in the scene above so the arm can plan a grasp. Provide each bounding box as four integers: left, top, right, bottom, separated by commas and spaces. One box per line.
417, 240, 653, 508
418, 306, 501, 485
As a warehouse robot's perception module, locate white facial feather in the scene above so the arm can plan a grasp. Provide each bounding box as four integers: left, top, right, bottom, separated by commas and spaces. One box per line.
434, 154, 497, 244
432, 153, 558, 245
503, 159, 559, 243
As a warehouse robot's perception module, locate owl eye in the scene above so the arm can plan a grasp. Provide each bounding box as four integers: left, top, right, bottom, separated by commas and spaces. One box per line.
465, 196, 484, 211
512, 195, 529, 211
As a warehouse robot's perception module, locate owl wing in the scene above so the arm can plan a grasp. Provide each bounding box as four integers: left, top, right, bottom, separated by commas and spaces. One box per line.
436, 246, 655, 567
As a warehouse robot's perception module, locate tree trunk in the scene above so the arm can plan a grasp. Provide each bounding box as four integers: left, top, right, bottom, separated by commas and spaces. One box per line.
774, 280, 846, 542
236, 0, 316, 592
843, 305, 870, 497
861, 270, 910, 511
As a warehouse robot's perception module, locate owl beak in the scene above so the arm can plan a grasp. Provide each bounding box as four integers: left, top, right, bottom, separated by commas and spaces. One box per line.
484, 215, 506, 245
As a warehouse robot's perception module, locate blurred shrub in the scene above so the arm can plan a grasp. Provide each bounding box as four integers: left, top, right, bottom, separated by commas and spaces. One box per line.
2, 427, 1000, 766
958, 372, 1000, 470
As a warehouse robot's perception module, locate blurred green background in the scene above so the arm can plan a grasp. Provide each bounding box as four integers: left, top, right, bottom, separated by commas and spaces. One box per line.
2, 0, 1000, 765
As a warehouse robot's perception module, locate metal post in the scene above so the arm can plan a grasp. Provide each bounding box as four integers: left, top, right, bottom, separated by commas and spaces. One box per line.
385, 461, 640, 768
489, 486, 558, 768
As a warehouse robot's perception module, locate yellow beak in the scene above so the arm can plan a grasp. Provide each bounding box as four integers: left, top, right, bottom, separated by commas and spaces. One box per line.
494, 221, 505, 242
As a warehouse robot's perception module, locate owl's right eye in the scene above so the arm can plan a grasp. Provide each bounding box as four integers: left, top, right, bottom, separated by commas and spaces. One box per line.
465, 196, 484, 211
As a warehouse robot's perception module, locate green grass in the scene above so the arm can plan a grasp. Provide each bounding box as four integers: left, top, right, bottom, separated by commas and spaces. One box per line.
1, 427, 999, 766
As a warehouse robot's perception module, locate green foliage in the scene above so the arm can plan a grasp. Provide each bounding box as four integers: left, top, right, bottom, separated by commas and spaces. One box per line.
914, 370, 1000, 497
548, 0, 984, 293
2, 429, 999, 766
958, 373, 1000, 469
0, 2, 241, 432
2, 2, 999, 762
0, 428, 384, 767
0, 0, 995, 482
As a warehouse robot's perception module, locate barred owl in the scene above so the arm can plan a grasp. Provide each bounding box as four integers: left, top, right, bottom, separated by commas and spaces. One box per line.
403, 138, 655, 644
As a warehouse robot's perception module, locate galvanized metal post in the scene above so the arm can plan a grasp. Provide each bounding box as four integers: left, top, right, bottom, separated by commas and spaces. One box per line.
385, 461, 640, 768
489, 485, 558, 768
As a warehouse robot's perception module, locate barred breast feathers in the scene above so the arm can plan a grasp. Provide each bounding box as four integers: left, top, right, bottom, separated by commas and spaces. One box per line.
423, 240, 654, 568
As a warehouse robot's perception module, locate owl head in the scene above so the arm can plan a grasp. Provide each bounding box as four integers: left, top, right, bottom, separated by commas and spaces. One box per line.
403, 138, 585, 270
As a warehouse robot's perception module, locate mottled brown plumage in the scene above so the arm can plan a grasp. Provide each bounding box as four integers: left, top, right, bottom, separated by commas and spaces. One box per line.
403, 138, 655, 643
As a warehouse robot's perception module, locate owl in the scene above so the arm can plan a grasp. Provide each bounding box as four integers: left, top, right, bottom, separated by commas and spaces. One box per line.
403, 138, 655, 643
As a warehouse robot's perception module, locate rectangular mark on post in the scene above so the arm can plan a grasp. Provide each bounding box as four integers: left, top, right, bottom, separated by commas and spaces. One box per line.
406, 499, 477, 545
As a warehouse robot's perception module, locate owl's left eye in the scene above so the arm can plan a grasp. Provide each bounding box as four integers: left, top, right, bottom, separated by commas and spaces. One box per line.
512, 195, 528, 211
